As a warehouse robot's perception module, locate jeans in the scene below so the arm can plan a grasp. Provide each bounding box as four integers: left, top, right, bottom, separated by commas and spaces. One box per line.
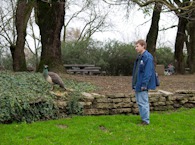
135, 91, 150, 124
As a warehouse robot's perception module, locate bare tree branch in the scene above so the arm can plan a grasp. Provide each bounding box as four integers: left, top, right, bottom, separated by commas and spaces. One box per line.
103, 0, 195, 18
64, 0, 112, 43
0, 0, 17, 47
159, 25, 177, 31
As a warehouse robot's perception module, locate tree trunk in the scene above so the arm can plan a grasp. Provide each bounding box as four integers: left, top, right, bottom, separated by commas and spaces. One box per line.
13, 0, 33, 71
36, 0, 65, 72
146, 2, 162, 64
187, 20, 195, 74
174, 17, 188, 74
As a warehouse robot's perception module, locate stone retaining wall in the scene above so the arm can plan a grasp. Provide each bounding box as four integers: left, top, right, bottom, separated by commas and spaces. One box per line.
78, 90, 195, 115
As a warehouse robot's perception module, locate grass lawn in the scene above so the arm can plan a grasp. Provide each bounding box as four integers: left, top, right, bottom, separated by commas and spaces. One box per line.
0, 108, 195, 145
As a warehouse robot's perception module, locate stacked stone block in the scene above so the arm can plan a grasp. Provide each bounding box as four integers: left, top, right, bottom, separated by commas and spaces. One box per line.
79, 90, 195, 115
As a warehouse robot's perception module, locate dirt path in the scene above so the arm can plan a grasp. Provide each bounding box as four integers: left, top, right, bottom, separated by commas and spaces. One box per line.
63, 74, 195, 95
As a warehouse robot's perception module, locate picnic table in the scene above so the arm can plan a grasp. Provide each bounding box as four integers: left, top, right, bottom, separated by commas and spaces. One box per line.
64, 64, 104, 75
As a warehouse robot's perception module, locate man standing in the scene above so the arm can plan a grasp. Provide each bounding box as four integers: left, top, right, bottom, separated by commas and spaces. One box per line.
132, 39, 157, 125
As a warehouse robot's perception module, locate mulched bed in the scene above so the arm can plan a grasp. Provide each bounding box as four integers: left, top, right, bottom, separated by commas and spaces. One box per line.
63, 74, 195, 95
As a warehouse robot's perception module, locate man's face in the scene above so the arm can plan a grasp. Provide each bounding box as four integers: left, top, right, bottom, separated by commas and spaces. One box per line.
135, 43, 145, 54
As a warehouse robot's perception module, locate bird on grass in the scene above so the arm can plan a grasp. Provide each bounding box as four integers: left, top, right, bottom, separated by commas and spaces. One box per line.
43, 65, 67, 91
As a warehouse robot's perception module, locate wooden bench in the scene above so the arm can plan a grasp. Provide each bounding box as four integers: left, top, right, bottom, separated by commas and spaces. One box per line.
185, 68, 190, 74
64, 64, 95, 69
64, 64, 103, 75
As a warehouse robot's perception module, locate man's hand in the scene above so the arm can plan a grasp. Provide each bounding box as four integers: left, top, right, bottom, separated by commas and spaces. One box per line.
141, 87, 147, 91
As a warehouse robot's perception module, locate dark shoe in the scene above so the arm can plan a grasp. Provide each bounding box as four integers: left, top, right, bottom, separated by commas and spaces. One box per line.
140, 121, 149, 125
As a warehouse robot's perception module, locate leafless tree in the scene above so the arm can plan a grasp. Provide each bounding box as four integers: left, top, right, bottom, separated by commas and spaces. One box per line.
0, 0, 17, 68
64, 0, 112, 44
25, 11, 41, 69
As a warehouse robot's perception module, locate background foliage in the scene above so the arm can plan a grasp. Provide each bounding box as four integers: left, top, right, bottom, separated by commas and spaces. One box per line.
156, 47, 174, 67
1, 40, 176, 75
0, 40, 176, 75
62, 40, 175, 75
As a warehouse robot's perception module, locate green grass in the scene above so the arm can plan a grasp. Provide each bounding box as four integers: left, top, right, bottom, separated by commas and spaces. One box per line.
0, 71, 195, 144
0, 108, 195, 145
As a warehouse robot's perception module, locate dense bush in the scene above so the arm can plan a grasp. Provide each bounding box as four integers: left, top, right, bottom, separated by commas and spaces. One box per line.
0, 71, 96, 123
0, 41, 175, 75
156, 47, 174, 68
103, 41, 137, 75
0, 54, 13, 70
61, 40, 105, 65
62, 40, 176, 75
62, 40, 137, 75
0, 72, 60, 123
66, 92, 83, 115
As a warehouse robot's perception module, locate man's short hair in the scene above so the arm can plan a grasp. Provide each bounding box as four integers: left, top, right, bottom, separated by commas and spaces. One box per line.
135, 39, 147, 49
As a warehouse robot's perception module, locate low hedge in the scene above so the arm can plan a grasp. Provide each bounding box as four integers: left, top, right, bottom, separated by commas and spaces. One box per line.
0, 71, 95, 123
0, 71, 61, 123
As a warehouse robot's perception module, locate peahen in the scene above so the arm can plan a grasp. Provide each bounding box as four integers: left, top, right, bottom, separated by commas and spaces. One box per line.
43, 65, 67, 91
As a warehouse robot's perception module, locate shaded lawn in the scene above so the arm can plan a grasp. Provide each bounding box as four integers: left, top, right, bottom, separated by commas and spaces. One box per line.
0, 108, 195, 145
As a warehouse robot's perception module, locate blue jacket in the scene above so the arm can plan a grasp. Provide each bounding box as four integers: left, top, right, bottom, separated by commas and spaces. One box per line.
132, 50, 156, 92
